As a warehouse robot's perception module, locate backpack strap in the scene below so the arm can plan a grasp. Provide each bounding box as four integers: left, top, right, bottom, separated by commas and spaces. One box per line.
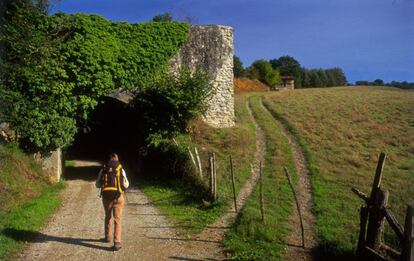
116, 164, 123, 193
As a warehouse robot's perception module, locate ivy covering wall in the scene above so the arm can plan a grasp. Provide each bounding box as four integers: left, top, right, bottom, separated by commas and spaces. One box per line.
0, 1, 189, 152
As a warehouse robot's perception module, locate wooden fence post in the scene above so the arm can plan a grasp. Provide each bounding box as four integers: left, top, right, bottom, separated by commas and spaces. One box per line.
369, 152, 386, 205
209, 154, 213, 200
366, 188, 389, 252
212, 152, 217, 201
194, 147, 202, 178
352, 152, 411, 260
402, 205, 414, 261
230, 155, 237, 212
357, 206, 369, 260
188, 146, 197, 174
259, 161, 265, 223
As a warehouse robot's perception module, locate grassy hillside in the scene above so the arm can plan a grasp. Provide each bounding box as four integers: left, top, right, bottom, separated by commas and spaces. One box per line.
262, 86, 414, 257
0, 143, 64, 260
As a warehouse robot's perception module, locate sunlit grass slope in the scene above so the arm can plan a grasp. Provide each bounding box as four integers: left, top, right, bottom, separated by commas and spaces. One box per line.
0, 143, 64, 260
262, 86, 414, 257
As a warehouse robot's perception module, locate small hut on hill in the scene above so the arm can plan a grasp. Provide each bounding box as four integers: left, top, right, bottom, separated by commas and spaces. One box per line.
280, 76, 295, 90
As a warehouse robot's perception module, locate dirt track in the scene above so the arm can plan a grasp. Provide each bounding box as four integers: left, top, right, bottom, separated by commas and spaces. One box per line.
261, 99, 317, 261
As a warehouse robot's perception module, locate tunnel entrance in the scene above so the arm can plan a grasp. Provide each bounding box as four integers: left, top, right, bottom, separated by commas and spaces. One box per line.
64, 97, 140, 180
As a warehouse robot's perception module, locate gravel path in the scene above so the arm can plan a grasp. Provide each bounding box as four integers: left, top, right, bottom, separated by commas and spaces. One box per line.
18, 100, 267, 261
18, 177, 227, 261
261, 99, 317, 261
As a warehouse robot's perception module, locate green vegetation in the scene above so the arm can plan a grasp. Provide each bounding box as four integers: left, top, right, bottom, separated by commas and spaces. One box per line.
131, 68, 211, 146
234, 54, 347, 88
0, 143, 64, 260
355, 80, 414, 90
0, 0, 189, 151
223, 95, 298, 260
140, 177, 225, 234
270, 55, 302, 87
140, 94, 257, 234
262, 86, 414, 258
233, 55, 246, 78
299, 67, 347, 88
152, 12, 173, 22
245, 60, 281, 88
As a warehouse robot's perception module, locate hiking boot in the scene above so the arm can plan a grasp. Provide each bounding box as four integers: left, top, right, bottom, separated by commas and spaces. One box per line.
114, 242, 122, 251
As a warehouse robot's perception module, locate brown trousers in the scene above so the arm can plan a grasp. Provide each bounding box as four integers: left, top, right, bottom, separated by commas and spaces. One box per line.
102, 193, 125, 243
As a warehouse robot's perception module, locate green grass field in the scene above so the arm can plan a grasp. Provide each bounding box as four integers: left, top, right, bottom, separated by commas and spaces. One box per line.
262, 86, 414, 258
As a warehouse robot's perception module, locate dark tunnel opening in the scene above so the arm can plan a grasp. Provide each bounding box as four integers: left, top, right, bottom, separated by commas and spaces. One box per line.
64, 97, 140, 180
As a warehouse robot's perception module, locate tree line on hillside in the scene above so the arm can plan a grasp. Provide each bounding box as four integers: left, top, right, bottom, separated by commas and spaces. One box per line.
355, 80, 414, 90
234, 55, 347, 89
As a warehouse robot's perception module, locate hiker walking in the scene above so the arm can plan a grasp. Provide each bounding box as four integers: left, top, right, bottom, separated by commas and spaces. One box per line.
96, 153, 129, 251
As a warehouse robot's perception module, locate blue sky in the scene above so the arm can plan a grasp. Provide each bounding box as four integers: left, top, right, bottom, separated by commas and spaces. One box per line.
51, 0, 414, 83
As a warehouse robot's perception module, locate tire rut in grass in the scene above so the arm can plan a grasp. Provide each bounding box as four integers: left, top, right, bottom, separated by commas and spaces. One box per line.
261, 98, 317, 261
193, 98, 266, 244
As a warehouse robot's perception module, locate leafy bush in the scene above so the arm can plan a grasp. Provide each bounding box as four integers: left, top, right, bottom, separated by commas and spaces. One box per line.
132, 68, 211, 146
0, 2, 189, 152
246, 60, 281, 88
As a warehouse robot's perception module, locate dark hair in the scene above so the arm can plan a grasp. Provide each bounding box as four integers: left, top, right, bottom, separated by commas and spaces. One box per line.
109, 153, 119, 161
106, 153, 120, 169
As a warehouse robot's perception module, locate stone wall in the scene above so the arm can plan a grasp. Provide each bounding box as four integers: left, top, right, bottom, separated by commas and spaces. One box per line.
34, 149, 62, 183
170, 25, 235, 127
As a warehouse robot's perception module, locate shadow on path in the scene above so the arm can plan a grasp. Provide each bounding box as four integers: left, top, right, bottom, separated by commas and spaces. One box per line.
169, 257, 220, 261
2, 228, 113, 252
64, 166, 101, 181
147, 236, 220, 244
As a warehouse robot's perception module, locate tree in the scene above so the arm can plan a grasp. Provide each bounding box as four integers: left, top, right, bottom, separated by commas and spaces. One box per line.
152, 12, 173, 22
233, 55, 245, 77
355, 80, 370, 86
325, 69, 337, 87
295, 72, 303, 88
247, 60, 281, 88
301, 69, 311, 88
332, 67, 347, 86
0, 0, 77, 151
386, 81, 414, 89
317, 69, 328, 87
270, 55, 302, 89
33, 0, 52, 14
245, 66, 260, 80
309, 70, 322, 87
270, 55, 301, 77
373, 79, 384, 86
